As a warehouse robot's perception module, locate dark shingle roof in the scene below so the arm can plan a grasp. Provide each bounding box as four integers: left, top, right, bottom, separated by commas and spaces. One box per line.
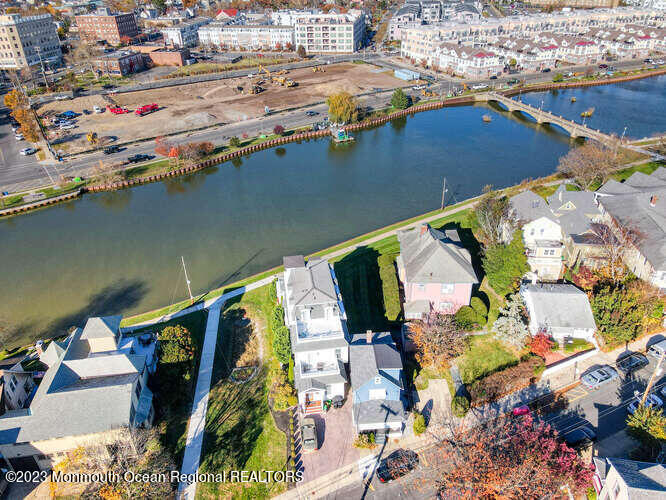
607, 458, 666, 498
349, 332, 403, 390
353, 399, 407, 426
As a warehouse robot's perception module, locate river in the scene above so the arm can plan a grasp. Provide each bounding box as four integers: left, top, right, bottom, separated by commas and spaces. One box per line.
1, 76, 665, 346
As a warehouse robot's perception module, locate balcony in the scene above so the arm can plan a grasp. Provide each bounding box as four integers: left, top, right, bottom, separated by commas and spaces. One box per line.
300, 361, 340, 377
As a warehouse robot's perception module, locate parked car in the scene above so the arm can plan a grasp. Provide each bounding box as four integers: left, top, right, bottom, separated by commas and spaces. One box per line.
507, 78, 519, 85
103, 146, 120, 155
647, 339, 666, 360
580, 366, 618, 390
471, 84, 489, 90
644, 58, 653, 63
561, 426, 596, 447
82, 109, 91, 115
599, 64, 608, 69
377, 449, 419, 483
617, 353, 649, 374
93, 105, 103, 113
20, 147, 37, 155
59, 123, 76, 130
54, 94, 71, 101
489, 75, 498, 80
512, 405, 530, 416
15, 133, 24, 140
655, 60, 665, 65
305, 110, 319, 116
541, 68, 551, 73
127, 154, 151, 163
627, 394, 663, 415
59, 111, 78, 119
301, 417, 319, 452
11, 125, 19, 133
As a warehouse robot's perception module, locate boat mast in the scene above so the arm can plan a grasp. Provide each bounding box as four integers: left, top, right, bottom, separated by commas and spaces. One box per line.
181, 256, 194, 304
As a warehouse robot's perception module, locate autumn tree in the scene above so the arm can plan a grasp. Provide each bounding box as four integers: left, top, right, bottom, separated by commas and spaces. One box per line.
474, 185, 515, 246
65, 41, 99, 73
327, 91, 360, 124
409, 312, 468, 370
432, 416, 594, 498
529, 332, 555, 358
273, 124, 285, 136
593, 222, 643, 284
571, 265, 600, 291
154, 136, 174, 156
492, 293, 529, 349
626, 405, 666, 460
556, 141, 617, 190
297, 44, 306, 58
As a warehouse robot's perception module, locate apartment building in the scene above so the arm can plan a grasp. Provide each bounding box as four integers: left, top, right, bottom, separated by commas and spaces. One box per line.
162, 17, 211, 48
75, 8, 138, 45
525, 0, 620, 7
437, 42, 503, 77
198, 23, 294, 50
0, 316, 156, 472
294, 13, 365, 53
0, 14, 62, 70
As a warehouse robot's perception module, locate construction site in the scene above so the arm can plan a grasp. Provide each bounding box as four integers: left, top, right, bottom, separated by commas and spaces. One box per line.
37, 62, 404, 155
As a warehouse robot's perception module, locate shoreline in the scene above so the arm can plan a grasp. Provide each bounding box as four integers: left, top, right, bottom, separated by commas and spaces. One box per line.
2, 67, 664, 219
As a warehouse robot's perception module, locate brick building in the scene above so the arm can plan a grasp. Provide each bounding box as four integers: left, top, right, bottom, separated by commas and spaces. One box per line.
93, 50, 144, 76
129, 45, 191, 66
75, 8, 138, 45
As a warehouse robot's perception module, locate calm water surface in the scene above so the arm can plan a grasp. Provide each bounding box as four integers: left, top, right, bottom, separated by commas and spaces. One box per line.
1, 77, 665, 345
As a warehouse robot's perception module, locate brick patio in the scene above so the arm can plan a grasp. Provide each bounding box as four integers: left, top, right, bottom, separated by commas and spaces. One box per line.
298, 397, 360, 483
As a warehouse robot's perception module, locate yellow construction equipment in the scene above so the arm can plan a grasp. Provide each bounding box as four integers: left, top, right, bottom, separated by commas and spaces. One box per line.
421, 88, 437, 97
275, 69, 288, 75
312, 66, 325, 73
86, 131, 98, 144
249, 84, 263, 94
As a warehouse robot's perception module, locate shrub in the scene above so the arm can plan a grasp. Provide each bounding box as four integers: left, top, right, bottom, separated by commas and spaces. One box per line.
158, 325, 195, 364
378, 254, 401, 321
228, 136, 241, 148
481, 232, 529, 296
413, 411, 426, 435
468, 357, 543, 407
470, 297, 488, 318
273, 325, 291, 365
273, 124, 285, 136
455, 306, 482, 331
451, 395, 470, 417
269, 279, 278, 303
390, 88, 410, 109
288, 356, 294, 383
270, 304, 285, 333
353, 433, 376, 449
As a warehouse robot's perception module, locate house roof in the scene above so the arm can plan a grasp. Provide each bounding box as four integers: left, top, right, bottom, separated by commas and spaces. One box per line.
80, 315, 122, 340
0, 319, 147, 445
521, 283, 596, 331
547, 185, 599, 236
349, 332, 403, 391
283, 257, 338, 307
510, 190, 555, 224
397, 226, 477, 284
596, 168, 666, 271
353, 399, 407, 426
606, 458, 666, 498
293, 360, 348, 393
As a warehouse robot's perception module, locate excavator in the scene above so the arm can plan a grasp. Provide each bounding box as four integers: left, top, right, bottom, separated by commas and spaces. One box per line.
421, 88, 437, 97
86, 131, 98, 144
312, 66, 325, 73
259, 64, 296, 87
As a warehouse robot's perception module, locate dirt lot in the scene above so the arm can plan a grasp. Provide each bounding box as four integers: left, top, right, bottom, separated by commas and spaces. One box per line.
38, 63, 402, 154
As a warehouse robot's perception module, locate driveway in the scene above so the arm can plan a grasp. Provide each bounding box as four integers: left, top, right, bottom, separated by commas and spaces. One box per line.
298, 398, 359, 483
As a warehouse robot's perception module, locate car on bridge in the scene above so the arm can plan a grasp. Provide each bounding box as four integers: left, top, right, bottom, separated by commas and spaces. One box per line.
581, 366, 618, 390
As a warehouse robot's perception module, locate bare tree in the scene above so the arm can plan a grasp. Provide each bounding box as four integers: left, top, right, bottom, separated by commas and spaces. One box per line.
408, 312, 468, 370
592, 222, 644, 284
474, 185, 516, 246
556, 141, 617, 190
65, 41, 98, 73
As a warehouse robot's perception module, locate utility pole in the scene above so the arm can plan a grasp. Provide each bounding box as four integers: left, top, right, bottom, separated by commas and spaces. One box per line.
440, 177, 447, 211
640, 351, 665, 406
35, 46, 49, 89
181, 256, 194, 304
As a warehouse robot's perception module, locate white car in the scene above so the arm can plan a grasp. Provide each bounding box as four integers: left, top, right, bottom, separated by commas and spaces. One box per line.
15, 133, 24, 140
93, 105, 103, 113
656, 60, 665, 65
471, 84, 489, 90
20, 147, 37, 156
54, 95, 71, 101
412, 85, 425, 90
59, 123, 76, 130
627, 394, 663, 415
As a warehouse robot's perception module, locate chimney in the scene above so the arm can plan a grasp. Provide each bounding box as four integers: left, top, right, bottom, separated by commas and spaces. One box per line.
35, 340, 44, 356
366, 330, 373, 344
650, 195, 658, 207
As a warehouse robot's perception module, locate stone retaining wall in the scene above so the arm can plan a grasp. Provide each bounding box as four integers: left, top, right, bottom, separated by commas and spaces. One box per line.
0, 189, 83, 217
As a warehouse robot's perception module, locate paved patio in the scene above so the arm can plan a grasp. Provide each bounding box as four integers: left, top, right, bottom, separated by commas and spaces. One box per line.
299, 398, 359, 483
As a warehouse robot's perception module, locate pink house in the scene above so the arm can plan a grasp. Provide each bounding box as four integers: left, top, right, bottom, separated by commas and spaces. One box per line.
396, 225, 478, 319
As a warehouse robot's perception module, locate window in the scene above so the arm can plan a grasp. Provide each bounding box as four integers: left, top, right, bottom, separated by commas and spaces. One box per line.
134, 378, 142, 400
417, 284, 425, 291
335, 348, 342, 360
369, 388, 386, 400
441, 283, 454, 294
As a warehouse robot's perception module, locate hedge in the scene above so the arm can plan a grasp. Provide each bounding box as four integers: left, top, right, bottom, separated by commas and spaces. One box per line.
378, 254, 401, 321
470, 296, 488, 318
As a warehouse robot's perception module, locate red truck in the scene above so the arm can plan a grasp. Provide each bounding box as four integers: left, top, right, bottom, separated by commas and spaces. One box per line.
107, 105, 131, 115
135, 103, 159, 116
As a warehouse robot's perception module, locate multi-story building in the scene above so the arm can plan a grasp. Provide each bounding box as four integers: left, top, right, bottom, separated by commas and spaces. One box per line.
294, 13, 365, 53
198, 23, 294, 50
75, 8, 138, 45
277, 255, 349, 415
0, 316, 156, 472
92, 50, 145, 76
270, 9, 320, 27
436, 42, 503, 77
0, 14, 62, 70
162, 17, 211, 48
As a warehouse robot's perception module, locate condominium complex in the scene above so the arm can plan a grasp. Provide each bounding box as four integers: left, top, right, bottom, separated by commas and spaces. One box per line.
162, 17, 211, 48
0, 14, 62, 69
75, 8, 138, 45
198, 23, 294, 50
293, 13, 365, 54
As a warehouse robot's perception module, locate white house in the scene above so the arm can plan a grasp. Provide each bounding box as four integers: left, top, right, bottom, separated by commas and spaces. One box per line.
436, 42, 503, 77
278, 255, 349, 414
521, 283, 597, 342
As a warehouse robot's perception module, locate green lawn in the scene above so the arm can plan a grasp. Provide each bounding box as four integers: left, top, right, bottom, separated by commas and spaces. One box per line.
532, 182, 581, 199
457, 334, 519, 385
197, 285, 287, 499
